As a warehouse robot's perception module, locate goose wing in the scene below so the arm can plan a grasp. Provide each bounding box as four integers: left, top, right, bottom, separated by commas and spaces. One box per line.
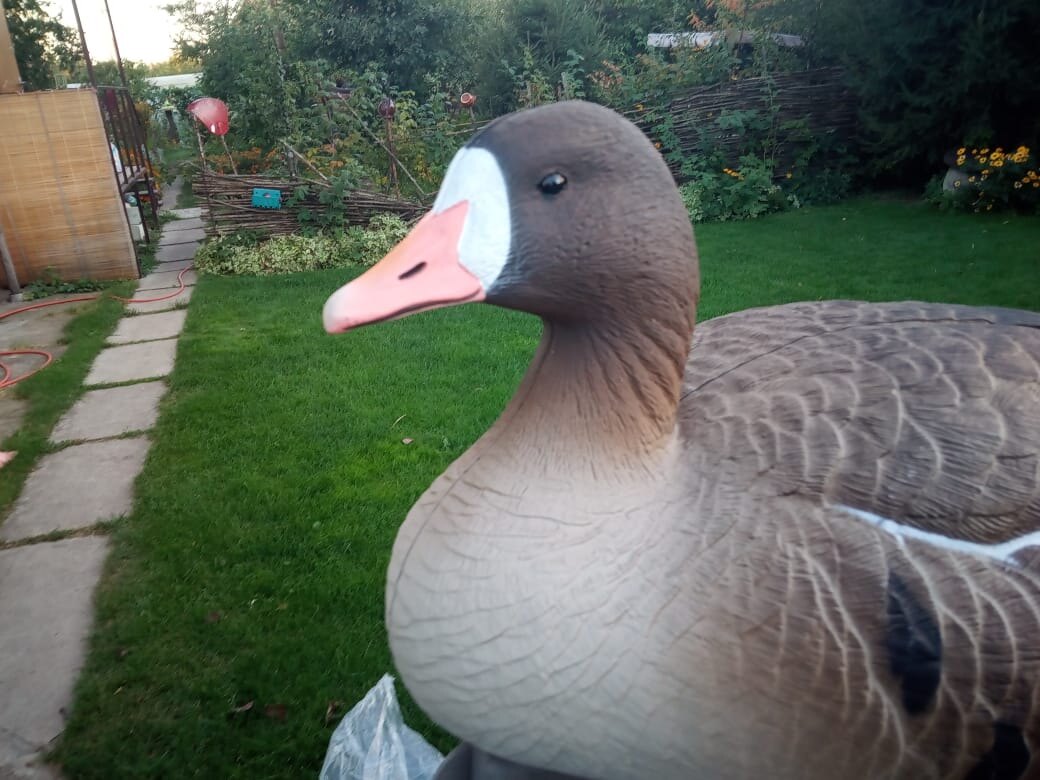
681, 300, 1040, 552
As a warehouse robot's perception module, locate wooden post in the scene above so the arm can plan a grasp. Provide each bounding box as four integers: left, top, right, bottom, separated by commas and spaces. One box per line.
69, 0, 96, 88
385, 117, 400, 198
0, 0, 22, 94
194, 126, 209, 169
219, 136, 238, 175
0, 225, 23, 301
102, 0, 130, 91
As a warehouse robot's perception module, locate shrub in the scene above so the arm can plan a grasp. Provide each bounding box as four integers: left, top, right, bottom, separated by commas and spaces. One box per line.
194, 215, 411, 276
934, 145, 1040, 214
679, 155, 796, 222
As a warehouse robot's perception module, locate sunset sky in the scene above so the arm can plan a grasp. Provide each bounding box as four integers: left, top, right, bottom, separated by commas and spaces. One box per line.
51, 0, 184, 64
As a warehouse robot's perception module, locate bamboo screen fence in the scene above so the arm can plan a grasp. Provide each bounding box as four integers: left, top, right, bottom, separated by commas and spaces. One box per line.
0, 90, 137, 286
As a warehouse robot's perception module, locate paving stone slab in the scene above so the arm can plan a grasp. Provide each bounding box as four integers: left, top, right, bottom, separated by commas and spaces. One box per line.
1, 438, 150, 541
125, 285, 194, 314
136, 269, 198, 291
164, 217, 205, 232
168, 206, 201, 219
51, 382, 166, 443
108, 309, 187, 345
0, 397, 29, 443
159, 176, 184, 214
85, 339, 177, 386
0, 728, 63, 779
155, 243, 197, 263
155, 259, 193, 271
0, 536, 109, 753
158, 228, 205, 246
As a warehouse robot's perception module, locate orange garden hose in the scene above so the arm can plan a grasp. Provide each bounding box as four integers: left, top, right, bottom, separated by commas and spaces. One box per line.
0, 266, 194, 390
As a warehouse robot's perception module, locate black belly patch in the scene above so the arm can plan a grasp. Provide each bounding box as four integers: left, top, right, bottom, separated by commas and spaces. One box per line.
886, 573, 942, 715
965, 722, 1031, 780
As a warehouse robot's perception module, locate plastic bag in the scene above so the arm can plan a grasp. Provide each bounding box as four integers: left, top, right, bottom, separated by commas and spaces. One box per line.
320, 674, 445, 780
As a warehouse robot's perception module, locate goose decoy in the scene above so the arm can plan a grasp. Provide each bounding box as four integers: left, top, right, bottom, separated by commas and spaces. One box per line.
323, 101, 1040, 780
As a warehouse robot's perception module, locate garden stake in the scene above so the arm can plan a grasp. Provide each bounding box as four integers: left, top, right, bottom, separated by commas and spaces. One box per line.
385, 116, 400, 198
339, 101, 426, 198
220, 136, 238, 175
378, 98, 401, 198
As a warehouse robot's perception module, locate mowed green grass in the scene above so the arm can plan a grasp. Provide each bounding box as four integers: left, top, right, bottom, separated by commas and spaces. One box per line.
58, 199, 1039, 777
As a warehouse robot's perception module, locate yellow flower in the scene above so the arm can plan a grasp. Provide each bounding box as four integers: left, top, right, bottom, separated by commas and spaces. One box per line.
969, 176, 976, 182
957, 147, 966, 155
981, 147, 990, 154
983, 169, 992, 175
993, 159, 1004, 167
785, 172, 793, 179
956, 155, 966, 165
1017, 145, 1029, 155
1014, 181, 1023, 189
953, 180, 961, 188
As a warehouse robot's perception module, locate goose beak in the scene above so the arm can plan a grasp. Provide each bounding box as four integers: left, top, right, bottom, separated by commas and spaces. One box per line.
323, 201, 484, 334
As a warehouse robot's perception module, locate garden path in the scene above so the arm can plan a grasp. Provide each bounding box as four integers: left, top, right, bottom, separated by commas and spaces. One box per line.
0, 209, 201, 778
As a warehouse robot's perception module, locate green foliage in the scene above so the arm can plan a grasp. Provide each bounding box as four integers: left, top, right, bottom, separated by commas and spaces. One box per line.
145, 56, 202, 77
69, 59, 150, 97
286, 167, 368, 234
194, 215, 410, 275
4, 0, 78, 91
286, 0, 477, 99
22, 268, 111, 300
680, 155, 795, 222
801, 0, 1040, 181
476, 0, 610, 113
592, 0, 688, 57
931, 144, 1040, 215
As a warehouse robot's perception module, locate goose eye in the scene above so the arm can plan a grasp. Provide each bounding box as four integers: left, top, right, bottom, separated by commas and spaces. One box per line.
538, 172, 567, 195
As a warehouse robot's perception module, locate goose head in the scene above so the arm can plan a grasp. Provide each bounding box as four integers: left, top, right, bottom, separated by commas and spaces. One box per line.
323, 101, 699, 338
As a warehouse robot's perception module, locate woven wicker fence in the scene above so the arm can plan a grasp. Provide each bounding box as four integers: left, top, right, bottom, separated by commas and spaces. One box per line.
627, 67, 857, 178
193, 170, 425, 238
192, 68, 854, 237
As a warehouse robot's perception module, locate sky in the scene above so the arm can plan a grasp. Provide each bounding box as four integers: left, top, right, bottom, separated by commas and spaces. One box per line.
50, 0, 183, 65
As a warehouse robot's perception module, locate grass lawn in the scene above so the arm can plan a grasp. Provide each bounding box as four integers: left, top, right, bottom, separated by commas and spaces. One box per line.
57, 198, 1039, 777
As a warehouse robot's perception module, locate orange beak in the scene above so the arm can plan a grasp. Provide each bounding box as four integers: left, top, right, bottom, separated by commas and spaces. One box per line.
322, 201, 484, 334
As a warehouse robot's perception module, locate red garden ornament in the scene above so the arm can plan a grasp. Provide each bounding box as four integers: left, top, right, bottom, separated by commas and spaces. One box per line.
186, 97, 230, 136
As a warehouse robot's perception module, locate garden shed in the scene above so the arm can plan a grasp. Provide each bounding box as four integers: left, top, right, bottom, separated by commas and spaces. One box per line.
0, 89, 138, 286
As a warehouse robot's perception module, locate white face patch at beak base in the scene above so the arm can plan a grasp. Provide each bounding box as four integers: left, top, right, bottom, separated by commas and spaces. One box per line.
433, 147, 512, 292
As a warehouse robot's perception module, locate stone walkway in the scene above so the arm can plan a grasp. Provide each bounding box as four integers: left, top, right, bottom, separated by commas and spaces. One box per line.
0, 208, 202, 778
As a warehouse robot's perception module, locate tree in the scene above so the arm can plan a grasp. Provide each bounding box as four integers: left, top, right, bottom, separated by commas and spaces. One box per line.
789, 0, 1040, 181
3, 0, 78, 90
285, 0, 477, 96
70, 58, 150, 96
